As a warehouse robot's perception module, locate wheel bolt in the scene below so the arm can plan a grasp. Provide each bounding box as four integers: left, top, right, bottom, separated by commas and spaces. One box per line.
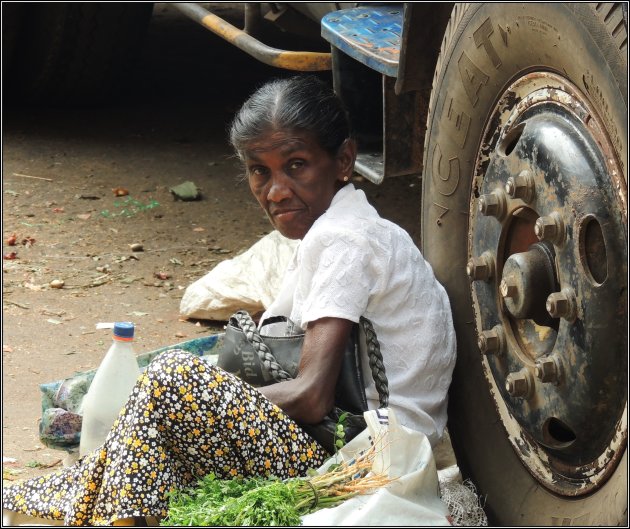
500, 278, 518, 299
546, 288, 577, 321
505, 369, 533, 399
467, 252, 495, 282
505, 170, 535, 203
535, 212, 565, 245
535, 356, 561, 384
478, 325, 505, 356
478, 189, 507, 218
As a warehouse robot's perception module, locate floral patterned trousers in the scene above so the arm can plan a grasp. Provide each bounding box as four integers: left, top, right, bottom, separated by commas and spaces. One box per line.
2, 350, 328, 525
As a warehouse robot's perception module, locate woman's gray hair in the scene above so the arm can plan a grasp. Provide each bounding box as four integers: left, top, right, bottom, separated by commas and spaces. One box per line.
229, 75, 351, 159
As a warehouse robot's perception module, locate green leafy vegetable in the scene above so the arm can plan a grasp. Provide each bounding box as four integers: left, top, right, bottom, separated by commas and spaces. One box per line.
335, 411, 349, 451
162, 443, 390, 526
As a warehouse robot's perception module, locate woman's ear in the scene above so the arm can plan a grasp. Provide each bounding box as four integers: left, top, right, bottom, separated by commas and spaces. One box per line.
336, 138, 357, 181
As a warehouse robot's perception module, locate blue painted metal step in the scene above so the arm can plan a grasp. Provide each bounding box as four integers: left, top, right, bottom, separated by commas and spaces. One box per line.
321, 5, 403, 77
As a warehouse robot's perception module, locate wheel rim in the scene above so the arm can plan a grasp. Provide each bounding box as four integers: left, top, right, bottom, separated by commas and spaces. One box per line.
468, 72, 627, 496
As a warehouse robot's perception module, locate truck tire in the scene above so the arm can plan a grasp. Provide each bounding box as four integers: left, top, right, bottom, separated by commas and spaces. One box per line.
421, 3, 627, 525
6, 3, 154, 105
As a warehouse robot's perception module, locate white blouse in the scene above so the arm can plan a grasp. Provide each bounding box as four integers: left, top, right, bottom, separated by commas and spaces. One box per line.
262, 184, 456, 446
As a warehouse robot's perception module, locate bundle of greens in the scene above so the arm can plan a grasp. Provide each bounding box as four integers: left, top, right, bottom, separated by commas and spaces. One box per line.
162, 443, 391, 526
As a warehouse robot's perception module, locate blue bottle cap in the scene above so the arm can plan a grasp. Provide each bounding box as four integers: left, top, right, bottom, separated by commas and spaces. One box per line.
113, 322, 135, 339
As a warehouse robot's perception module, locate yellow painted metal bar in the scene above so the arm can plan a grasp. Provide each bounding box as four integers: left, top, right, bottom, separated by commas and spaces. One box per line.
173, 3, 332, 71
271, 50, 332, 71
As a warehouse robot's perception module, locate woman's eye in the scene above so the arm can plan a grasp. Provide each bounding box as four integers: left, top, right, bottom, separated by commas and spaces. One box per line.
289, 160, 304, 171
249, 166, 267, 178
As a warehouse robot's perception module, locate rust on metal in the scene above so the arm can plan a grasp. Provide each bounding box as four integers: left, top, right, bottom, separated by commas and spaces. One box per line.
272, 50, 333, 71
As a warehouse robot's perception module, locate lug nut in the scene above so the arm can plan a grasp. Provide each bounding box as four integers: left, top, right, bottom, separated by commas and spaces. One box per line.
546, 288, 577, 321
478, 189, 507, 218
505, 369, 533, 399
478, 325, 505, 356
535, 212, 565, 245
535, 356, 561, 384
505, 170, 535, 203
467, 252, 495, 282
500, 278, 518, 299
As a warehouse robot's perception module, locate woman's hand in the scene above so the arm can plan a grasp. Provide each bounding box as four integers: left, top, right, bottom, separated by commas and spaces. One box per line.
258, 317, 354, 423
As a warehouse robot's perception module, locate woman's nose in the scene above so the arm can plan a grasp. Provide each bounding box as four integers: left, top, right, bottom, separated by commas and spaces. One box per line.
267, 173, 292, 203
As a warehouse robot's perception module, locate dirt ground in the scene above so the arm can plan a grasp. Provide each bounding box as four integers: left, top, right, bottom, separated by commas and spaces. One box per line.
2, 4, 424, 483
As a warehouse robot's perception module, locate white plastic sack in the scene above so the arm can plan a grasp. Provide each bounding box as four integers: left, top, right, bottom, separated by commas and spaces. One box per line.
180, 230, 298, 321
301, 408, 452, 526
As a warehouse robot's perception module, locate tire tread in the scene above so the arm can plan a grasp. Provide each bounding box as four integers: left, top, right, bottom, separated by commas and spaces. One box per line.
594, 2, 628, 51
9, 3, 153, 104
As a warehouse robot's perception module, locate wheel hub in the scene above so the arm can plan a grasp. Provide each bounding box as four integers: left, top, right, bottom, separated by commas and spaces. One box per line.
500, 242, 556, 325
468, 72, 627, 495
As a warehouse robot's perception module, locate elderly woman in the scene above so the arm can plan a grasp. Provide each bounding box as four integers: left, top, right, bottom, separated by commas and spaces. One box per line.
2, 75, 456, 526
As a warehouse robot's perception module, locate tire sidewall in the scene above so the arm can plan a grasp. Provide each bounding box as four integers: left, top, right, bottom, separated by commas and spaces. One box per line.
422, 3, 627, 525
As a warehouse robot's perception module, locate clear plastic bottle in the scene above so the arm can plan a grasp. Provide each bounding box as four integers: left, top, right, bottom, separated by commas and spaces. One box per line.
79, 322, 141, 457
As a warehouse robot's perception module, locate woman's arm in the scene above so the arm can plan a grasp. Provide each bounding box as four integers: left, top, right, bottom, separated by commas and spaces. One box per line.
258, 317, 354, 424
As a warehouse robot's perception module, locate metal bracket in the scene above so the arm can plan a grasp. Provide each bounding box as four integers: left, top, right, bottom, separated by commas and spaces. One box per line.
172, 3, 331, 71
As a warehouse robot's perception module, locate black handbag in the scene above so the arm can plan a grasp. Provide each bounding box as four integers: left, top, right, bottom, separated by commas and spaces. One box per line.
217, 310, 389, 454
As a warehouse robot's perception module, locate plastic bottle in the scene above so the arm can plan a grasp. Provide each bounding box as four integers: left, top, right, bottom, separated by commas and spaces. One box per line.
79, 322, 141, 457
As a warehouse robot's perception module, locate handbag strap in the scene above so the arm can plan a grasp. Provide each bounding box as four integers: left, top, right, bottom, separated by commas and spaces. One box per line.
232, 310, 389, 408
360, 317, 389, 408
232, 311, 293, 382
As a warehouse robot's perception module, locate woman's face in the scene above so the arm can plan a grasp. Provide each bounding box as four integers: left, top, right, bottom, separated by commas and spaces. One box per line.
243, 129, 355, 240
